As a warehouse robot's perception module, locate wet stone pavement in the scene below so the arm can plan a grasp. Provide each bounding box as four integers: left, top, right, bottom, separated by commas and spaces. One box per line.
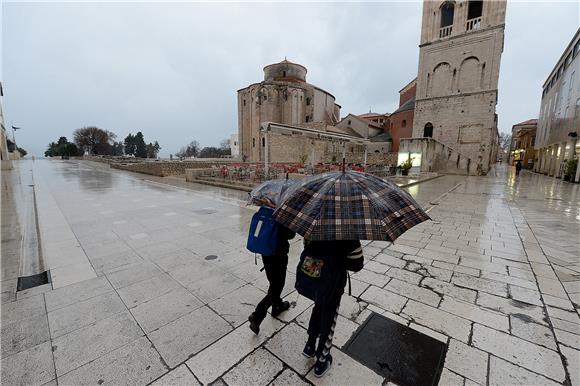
1, 160, 579, 386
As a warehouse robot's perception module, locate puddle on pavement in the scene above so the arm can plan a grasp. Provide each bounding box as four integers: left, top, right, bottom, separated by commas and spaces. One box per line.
344, 312, 447, 386
194, 209, 218, 215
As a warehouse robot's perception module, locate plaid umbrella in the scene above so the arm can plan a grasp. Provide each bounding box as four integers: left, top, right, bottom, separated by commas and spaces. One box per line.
273, 171, 430, 241
248, 178, 297, 207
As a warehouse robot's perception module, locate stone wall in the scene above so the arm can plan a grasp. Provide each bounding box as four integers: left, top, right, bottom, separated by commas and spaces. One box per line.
367, 151, 397, 166
400, 137, 473, 175
111, 160, 237, 177
266, 132, 366, 164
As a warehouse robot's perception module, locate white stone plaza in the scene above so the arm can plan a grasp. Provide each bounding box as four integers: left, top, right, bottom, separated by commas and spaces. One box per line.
1, 159, 579, 385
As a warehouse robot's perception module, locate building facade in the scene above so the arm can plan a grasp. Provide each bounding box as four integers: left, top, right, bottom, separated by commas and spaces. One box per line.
229, 133, 239, 159
0, 82, 12, 169
412, 0, 506, 174
535, 28, 580, 181
237, 60, 341, 162
358, 111, 389, 127
510, 119, 537, 169
388, 78, 416, 153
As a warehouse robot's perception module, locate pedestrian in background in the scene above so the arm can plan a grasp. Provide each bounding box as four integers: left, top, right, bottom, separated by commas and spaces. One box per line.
515, 160, 522, 176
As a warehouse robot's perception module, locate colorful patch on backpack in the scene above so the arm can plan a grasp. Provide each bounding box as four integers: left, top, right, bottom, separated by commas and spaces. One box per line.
301, 256, 324, 278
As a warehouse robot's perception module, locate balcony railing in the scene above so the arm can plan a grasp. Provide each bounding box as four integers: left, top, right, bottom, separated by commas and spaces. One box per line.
439, 25, 452, 38
466, 17, 482, 31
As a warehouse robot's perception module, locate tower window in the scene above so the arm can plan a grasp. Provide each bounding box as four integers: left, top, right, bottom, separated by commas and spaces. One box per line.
262, 137, 265, 147
243, 99, 246, 106
305, 116, 311, 123
283, 71, 286, 77
348, 120, 351, 125
467, 1, 483, 20
253, 138, 256, 148
306, 97, 311, 106
440, 2, 454, 28
402, 120, 407, 128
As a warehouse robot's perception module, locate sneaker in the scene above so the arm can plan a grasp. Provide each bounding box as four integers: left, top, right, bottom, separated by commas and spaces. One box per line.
314, 355, 333, 378
272, 301, 291, 317
248, 313, 260, 335
302, 339, 316, 358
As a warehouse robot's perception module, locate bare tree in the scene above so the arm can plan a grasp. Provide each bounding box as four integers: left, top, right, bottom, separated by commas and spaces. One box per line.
499, 132, 512, 153
219, 139, 230, 150
176, 141, 200, 158
73, 127, 116, 155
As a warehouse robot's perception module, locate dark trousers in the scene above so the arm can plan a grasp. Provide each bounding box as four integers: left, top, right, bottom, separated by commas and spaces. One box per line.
254, 253, 288, 320
307, 294, 343, 360
516, 168, 521, 176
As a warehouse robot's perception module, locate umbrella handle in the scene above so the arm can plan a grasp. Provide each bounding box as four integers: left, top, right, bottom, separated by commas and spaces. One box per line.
342, 157, 346, 173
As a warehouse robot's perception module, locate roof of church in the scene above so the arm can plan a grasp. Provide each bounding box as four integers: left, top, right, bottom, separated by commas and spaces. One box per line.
369, 132, 393, 142
392, 96, 416, 114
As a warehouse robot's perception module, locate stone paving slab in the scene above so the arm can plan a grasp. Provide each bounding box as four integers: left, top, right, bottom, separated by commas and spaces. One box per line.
186, 317, 284, 384
52, 311, 143, 376
149, 306, 232, 368
57, 336, 167, 385
0, 342, 55, 386
1, 313, 50, 358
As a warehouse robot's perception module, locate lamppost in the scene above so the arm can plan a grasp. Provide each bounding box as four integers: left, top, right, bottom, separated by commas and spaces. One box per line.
11, 126, 20, 146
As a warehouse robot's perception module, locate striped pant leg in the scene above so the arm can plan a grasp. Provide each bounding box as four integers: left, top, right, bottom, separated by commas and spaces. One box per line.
316, 301, 341, 361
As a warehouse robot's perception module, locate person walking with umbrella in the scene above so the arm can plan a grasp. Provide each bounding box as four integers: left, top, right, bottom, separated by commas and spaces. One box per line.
273, 168, 429, 377
515, 159, 522, 176
247, 178, 296, 334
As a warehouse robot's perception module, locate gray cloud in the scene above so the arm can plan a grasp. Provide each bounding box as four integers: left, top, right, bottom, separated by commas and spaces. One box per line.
2, 1, 578, 157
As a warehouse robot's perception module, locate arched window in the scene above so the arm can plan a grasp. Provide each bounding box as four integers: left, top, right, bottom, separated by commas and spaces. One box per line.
467, 1, 483, 21
424, 123, 434, 138
440, 2, 455, 28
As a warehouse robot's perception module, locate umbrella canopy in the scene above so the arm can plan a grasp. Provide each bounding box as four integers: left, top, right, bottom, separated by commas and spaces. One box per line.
273, 171, 430, 241
248, 178, 297, 207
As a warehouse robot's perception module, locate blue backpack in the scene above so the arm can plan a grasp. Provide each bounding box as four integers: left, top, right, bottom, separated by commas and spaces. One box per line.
246, 206, 280, 256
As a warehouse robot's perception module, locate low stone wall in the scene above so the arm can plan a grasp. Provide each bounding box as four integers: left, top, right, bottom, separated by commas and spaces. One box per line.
367, 152, 397, 166
400, 137, 474, 175
111, 161, 236, 177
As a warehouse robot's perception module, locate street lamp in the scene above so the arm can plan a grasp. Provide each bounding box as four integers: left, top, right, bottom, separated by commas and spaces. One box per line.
11, 126, 20, 146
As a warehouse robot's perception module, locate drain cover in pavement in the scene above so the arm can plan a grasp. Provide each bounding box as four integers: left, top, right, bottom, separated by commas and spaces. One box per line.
344, 312, 447, 386
205, 255, 218, 260
17, 271, 51, 291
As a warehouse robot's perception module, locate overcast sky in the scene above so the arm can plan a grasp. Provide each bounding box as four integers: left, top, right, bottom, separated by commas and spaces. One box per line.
2, 1, 579, 157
